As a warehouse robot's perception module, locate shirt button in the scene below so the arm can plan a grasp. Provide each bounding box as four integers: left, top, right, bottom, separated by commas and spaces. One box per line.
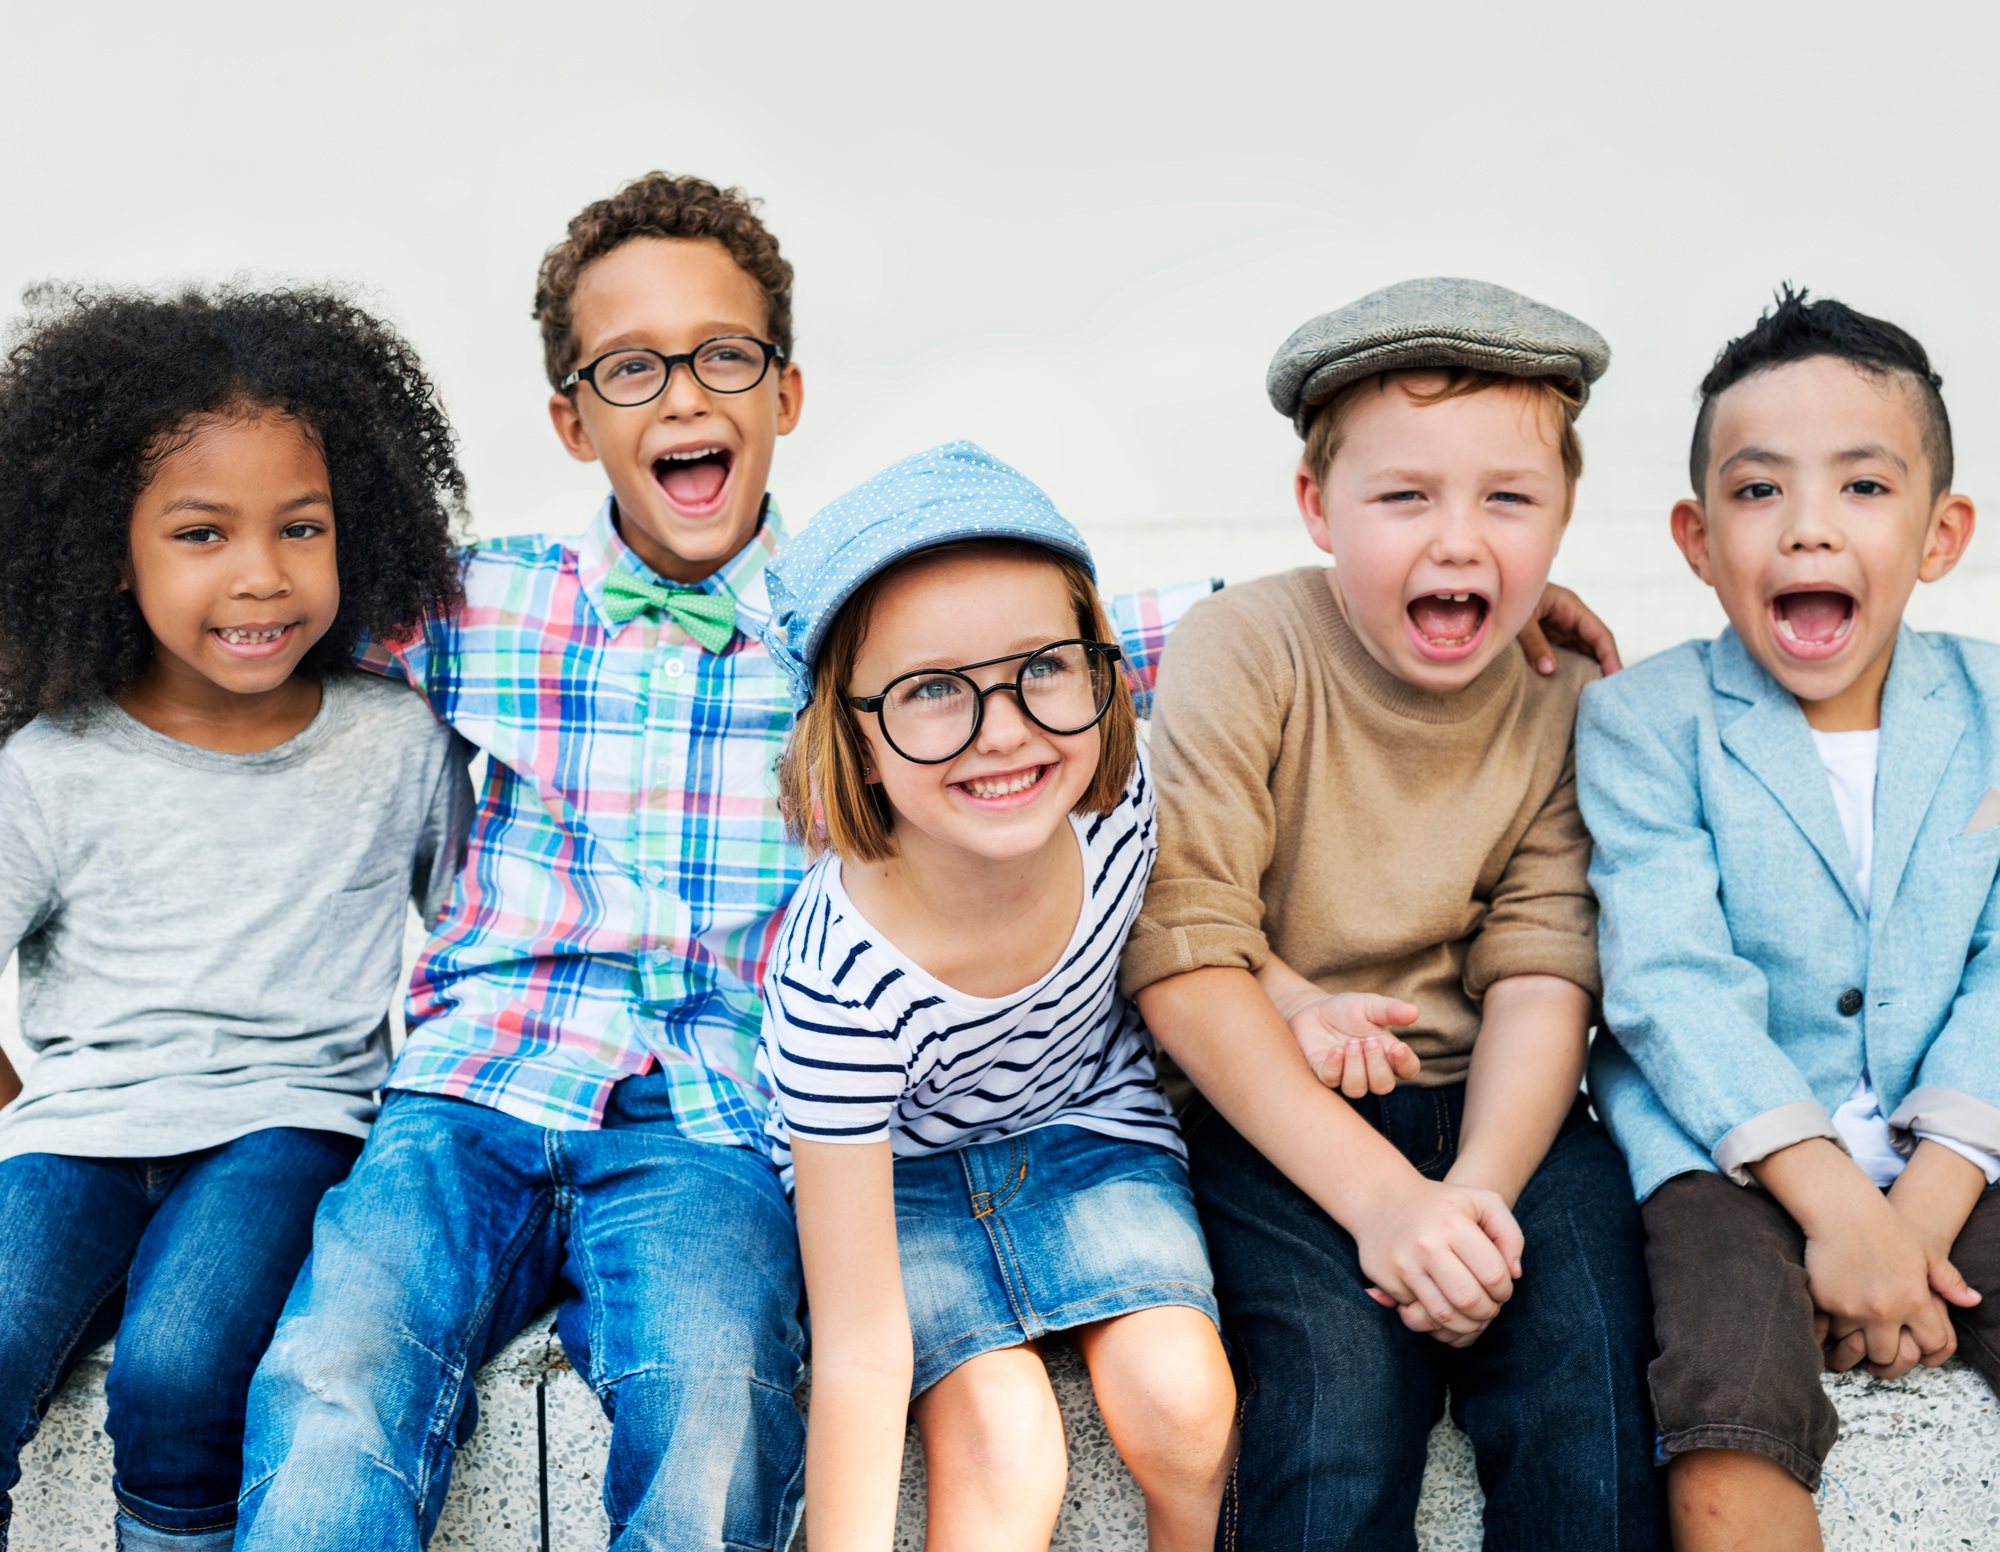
662, 659, 686, 679
1837, 987, 1864, 1017
643, 864, 669, 888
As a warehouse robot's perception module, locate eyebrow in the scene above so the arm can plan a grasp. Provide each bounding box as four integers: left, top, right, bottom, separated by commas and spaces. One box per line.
157, 491, 332, 518
1833, 443, 1908, 473
589, 324, 763, 354
1716, 446, 1792, 476
1718, 444, 1908, 476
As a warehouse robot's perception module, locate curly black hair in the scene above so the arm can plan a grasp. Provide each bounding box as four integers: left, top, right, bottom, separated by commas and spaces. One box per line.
0, 284, 467, 735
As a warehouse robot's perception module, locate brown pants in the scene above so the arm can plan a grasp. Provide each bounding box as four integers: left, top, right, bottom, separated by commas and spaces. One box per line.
1640, 1170, 2000, 1490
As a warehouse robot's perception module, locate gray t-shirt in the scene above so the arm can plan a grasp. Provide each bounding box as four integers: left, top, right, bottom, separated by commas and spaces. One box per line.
0, 672, 472, 1160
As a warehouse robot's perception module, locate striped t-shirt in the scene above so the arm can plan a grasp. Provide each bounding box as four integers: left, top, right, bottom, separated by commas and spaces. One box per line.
760, 747, 1180, 1174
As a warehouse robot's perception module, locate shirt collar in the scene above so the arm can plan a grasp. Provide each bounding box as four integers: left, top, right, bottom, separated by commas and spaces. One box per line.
574, 494, 789, 639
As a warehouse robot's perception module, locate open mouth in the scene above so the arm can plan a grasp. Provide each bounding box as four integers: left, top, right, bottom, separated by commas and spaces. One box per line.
652, 444, 734, 516
952, 764, 1052, 805
1770, 589, 1856, 660
1406, 591, 1490, 661
211, 623, 297, 657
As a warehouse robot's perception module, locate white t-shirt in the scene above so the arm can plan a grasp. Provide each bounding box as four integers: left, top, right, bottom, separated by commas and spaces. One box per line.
1813, 728, 2000, 1186
760, 748, 1179, 1179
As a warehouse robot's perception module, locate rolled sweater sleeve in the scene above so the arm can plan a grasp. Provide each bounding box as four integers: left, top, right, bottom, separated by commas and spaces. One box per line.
1119, 593, 1285, 996
1464, 742, 1603, 1000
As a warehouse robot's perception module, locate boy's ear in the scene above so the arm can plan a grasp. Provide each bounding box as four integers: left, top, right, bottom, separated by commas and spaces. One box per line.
1295, 463, 1334, 556
548, 392, 601, 465
774, 362, 805, 437
1919, 492, 1977, 584
1669, 497, 1715, 586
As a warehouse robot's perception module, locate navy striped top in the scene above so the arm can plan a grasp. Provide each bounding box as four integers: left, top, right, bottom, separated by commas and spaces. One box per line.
759, 747, 1180, 1175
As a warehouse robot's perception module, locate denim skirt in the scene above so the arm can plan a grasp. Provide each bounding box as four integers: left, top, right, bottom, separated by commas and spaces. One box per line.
895, 1122, 1220, 1396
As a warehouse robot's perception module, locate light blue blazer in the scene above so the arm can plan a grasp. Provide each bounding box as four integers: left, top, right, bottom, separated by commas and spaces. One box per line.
1577, 625, 2000, 1201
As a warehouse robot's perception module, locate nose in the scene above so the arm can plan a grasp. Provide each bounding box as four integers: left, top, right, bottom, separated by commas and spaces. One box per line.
1778, 482, 1844, 553
972, 683, 1036, 753
1425, 499, 1485, 566
230, 534, 292, 600
656, 358, 713, 419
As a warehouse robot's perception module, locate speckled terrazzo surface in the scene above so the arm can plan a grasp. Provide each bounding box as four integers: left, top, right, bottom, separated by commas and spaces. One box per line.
14, 1328, 1998, 1548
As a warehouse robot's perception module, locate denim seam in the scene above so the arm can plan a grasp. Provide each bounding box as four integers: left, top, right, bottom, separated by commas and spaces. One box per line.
1031, 1280, 1217, 1325
414, 1186, 557, 1506
913, 1317, 1029, 1369
115, 1499, 235, 1534
986, 1210, 1045, 1335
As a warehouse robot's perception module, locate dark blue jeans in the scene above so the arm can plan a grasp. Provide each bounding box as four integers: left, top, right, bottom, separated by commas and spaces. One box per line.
237, 1074, 807, 1551
1187, 1086, 1665, 1552
0, 1128, 360, 1552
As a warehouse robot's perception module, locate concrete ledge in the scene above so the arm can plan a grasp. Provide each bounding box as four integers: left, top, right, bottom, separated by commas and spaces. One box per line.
15, 1329, 1997, 1548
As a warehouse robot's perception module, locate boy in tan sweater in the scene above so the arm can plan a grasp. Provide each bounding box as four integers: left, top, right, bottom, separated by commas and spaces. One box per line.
1124, 279, 1664, 1551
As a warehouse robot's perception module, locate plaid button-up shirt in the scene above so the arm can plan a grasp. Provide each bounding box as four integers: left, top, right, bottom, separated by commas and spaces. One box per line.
370, 495, 1212, 1150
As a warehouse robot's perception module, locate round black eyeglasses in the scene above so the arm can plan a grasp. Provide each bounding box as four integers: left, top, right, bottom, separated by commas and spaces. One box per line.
560, 336, 786, 407
848, 640, 1124, 766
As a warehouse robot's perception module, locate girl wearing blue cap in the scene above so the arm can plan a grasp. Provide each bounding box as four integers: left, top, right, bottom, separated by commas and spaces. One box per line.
759, 442, 1236, 1552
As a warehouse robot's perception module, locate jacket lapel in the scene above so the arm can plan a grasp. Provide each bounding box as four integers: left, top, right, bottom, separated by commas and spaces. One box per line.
1870, 628, 1962, 930
1712, 630, 1866, 918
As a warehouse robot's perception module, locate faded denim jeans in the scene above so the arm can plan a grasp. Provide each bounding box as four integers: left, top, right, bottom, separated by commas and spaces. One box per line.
235, 1074, 806, 1551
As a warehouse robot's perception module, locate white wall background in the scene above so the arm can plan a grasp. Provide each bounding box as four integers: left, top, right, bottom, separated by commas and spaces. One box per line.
4, 0, 1999, 1066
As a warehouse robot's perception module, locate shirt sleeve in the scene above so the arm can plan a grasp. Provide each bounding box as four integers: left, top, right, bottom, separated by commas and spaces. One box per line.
0, 752, 60, 961
1578, 679, 1837, 1184
410, 730, 475, 927
1118, 592, 1286, 996
759, 891, 911, 1145
1107, 579, 1224, 719
1463, 740, 1603, 1000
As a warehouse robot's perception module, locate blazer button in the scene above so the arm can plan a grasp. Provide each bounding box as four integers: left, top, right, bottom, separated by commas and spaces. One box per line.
1838, 987, 1864, 1017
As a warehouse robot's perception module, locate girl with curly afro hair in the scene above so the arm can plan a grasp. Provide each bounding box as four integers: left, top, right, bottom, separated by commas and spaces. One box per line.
0, 284, 474, 1551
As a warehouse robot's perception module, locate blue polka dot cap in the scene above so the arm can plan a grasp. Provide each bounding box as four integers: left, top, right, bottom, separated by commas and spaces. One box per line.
762, 440, 1096, 711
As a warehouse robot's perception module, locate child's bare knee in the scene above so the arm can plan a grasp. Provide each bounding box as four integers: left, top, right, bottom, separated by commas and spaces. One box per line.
921, 1353, 1066, 1485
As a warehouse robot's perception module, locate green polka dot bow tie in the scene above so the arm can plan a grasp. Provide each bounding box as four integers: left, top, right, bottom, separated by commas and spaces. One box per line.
601, 571, 738, 653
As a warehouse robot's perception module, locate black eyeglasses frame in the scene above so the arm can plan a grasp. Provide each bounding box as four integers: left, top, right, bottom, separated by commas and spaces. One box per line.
559, 336, 787, 406
847, 639, 1124, 766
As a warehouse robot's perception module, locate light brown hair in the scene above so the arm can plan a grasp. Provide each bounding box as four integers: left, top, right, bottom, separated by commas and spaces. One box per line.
533, 172, 795, 390
1302, 368, 1584, 488
778, 540, 1137, 863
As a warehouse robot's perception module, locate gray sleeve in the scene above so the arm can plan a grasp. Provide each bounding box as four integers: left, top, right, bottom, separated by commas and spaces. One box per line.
0, 753, 59, 956
411, 732, 474, 927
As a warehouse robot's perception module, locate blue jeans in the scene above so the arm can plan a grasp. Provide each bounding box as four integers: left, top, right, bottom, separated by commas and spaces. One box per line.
235, 1075, 807, 1551
0, 1128, 360, 1552
1187, 1087, 1665, 1552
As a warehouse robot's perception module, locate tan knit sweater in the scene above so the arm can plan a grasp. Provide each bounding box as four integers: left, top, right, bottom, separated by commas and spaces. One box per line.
1121, 567, 1600, 1086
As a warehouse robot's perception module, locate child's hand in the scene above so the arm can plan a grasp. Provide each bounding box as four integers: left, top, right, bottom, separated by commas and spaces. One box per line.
1519, 583, 1622, 678
1280, 991, 1421, 1097
1349, 1174, 1523, 1347
1803, 1190, 1963, 1380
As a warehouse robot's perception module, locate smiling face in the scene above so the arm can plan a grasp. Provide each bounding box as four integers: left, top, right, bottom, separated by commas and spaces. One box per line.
848, 550, 1102, 869
549, 236, 803, 583
123, 410, 340, 710
1297, 373, 1574, 692
1674, 355, 1975, 730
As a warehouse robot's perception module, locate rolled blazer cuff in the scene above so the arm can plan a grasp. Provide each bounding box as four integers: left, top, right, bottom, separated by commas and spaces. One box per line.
1889, 1086, 2000, 1163
1713, 1100, 1842, 1187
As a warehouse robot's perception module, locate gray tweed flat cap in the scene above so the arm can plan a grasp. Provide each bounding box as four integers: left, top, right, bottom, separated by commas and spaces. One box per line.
1268, 277, 1610, 434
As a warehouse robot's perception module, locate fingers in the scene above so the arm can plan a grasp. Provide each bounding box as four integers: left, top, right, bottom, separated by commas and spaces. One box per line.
1338, 1044, 1373, 1099
1868, 1327, 1926, 1383
1387, 1039, 1422, 1082
1364, 1285, 1396, 1308
1824, 1329, 1867, 1373
1473, 1194, 1527, 1280
1360, 1040, 1398, 1096
1929, 1251, 1983, 1310
1361, 996, 1421, 1030
1863, 1318, 1909, 1372
1906, 1292, 1959, 1364
1533, 583, 1625, 675
1517, 617, 1556, 676
1402, 1269, 1489, 1338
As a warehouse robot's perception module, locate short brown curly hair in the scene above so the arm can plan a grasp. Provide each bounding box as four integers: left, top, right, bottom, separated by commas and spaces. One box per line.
533, 172, 795, 390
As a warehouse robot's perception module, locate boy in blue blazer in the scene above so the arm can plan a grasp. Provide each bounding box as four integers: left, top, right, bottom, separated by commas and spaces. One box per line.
1578, 289, 2000, 1552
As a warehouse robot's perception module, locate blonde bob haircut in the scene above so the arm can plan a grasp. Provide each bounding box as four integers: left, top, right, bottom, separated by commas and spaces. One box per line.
777, 538, 1137, 864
